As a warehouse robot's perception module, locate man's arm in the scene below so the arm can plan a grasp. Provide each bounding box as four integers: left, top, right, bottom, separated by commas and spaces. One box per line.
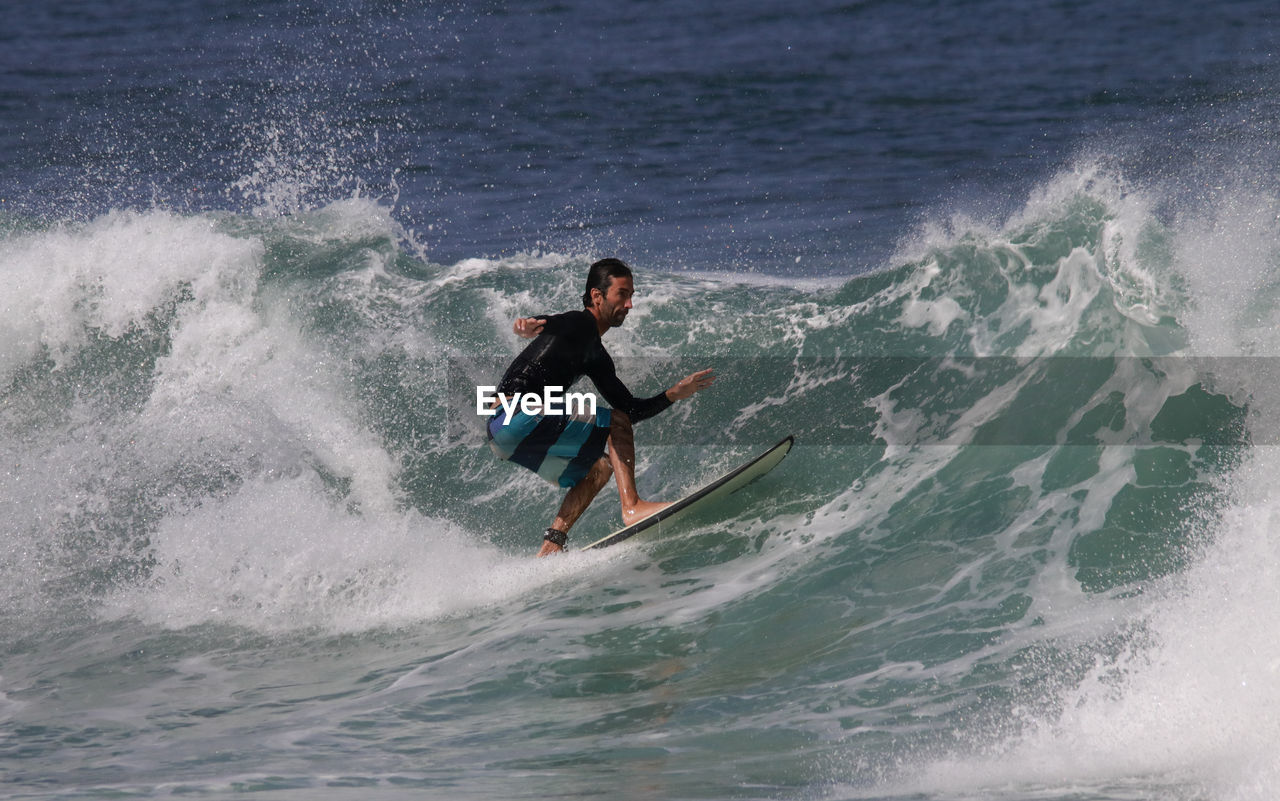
591, 365, 715, 423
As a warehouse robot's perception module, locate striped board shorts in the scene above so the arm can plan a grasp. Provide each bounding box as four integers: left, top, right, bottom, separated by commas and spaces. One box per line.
488, 406, 613, 488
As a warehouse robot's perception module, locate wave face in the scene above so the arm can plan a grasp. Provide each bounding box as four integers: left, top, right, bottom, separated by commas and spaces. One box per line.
3, 163, 1279, 799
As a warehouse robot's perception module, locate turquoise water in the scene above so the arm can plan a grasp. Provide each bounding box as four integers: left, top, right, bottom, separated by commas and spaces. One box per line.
4, 167, 1279, 799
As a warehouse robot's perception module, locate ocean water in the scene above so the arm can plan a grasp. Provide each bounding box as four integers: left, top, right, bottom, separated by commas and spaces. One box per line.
5, 1, 1280, 799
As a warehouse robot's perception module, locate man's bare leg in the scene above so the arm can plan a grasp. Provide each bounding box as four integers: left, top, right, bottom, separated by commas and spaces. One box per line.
537, 457, 613, 557
606, 410, 670, 524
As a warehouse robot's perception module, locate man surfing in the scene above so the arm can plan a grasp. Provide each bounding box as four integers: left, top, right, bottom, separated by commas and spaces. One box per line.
485, 258, 714, 556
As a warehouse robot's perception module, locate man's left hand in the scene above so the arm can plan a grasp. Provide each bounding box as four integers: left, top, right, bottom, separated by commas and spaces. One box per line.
667, 368, 715, 401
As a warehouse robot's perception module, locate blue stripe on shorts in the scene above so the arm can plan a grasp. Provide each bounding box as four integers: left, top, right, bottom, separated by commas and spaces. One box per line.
488, 406, 612, 488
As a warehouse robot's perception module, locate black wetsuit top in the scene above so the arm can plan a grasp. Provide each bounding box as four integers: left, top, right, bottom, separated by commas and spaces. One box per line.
496, 310, 673, 422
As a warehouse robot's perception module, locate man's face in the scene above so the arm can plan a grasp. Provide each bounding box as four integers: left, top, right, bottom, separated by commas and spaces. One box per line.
595, 275, 634, 327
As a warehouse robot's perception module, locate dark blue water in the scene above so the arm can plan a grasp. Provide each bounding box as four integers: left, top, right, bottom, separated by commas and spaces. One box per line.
6, 0, 1278, 272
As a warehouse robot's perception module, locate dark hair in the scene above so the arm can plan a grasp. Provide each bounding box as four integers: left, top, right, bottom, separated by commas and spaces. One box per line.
582, 258, 632, 308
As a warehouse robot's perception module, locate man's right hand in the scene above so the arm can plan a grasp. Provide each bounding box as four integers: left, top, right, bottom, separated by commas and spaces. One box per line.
514, 317, 545, 338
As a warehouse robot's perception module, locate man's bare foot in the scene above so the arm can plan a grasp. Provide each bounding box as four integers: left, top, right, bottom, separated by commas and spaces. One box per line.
622, 499, 671, 525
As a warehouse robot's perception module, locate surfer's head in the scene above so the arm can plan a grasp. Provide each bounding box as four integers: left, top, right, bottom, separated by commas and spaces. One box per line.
582, 258, 632, 308
584, 258, 634, 328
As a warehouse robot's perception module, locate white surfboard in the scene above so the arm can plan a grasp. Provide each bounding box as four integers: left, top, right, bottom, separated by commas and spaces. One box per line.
580, 435, 794, 551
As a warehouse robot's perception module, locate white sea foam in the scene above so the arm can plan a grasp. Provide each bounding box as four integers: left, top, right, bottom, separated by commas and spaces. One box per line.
0, 211, 262, 381
0, 207, 643, 635
101, 473, 601, 633
877, 168, 1280, 801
